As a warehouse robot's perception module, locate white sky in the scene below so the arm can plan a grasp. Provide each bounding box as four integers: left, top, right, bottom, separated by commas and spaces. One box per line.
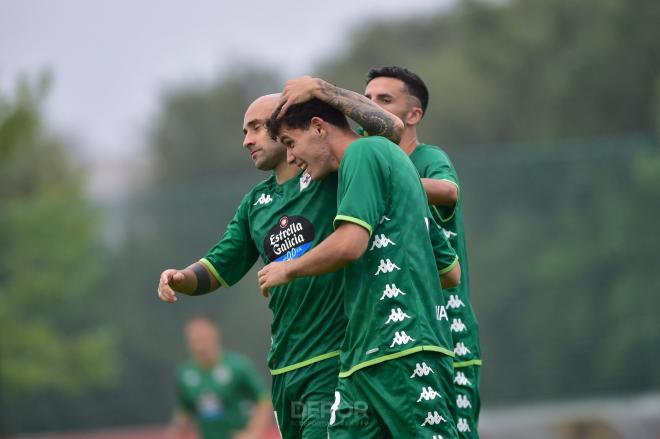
1, 0, 451, 194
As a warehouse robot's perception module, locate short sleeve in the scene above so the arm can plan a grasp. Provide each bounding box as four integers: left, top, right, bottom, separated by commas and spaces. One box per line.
418, 148, 459, 222
334, 140, 389, 235
200, 195, 259, 288
428, 211, 459, 274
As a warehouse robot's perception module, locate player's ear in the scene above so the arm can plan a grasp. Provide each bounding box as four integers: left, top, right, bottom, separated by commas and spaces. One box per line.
406, 107, 424, 126
310, 117, 325, 137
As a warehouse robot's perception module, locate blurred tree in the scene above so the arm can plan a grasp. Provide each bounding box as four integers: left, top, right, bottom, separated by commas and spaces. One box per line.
149, 66, 282, 184
0, 73, 117, 431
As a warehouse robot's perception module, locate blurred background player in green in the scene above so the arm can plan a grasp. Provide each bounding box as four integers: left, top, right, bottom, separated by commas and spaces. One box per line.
365, 66, 482, 438
166, 316, 271, 439
157, 92, 402, 438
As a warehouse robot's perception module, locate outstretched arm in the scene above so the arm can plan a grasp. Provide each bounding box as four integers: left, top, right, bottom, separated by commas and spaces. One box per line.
257, 222, 370, 297
275, 76, 403, 144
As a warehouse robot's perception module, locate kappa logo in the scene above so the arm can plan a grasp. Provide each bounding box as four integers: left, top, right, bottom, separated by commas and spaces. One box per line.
380, 284, 406, 300
450, 318, 467, 333
454, 342, 471, 357
454, 371, 472, 387
410, 362, 434, 378
421, 411, 447, 426
375, 259, 401, 275
416, 386, 441, 402
432, 436, 444, 439
447, 294, 465, 309
389, 331, 415, 348
370, 234, 395, 250
457, 418, 471, 433
329, 391, 340, 425
379, 215, 391, 224
456, 394, 472, 409
299, 172, 311, 191
385, 308, 411, 324
442, 227, 457, 239
253, 193, 273, 205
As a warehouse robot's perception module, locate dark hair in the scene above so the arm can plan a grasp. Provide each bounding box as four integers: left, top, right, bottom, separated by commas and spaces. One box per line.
267, 98, 350, 139
366, 66, 429, 115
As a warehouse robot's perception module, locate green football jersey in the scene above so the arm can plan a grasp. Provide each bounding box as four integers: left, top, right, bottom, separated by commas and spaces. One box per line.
334, 136, 458, 378
176, 351, 268, 438
409, 143, 481, 364
201, 171, 347, 375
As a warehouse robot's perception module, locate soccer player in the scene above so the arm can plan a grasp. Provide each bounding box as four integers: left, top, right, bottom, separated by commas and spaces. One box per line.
365, 66, 482, 438
260, 98, 461, 438
166, 316, 271, 439
157, 92, 402, 438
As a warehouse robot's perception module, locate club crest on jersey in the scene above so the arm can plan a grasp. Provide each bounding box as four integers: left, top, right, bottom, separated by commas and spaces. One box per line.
264, 215, 315, 262
299, 172, 311, 191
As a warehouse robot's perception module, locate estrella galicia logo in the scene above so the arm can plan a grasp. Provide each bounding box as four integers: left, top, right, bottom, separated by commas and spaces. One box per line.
264, 215, 315, 262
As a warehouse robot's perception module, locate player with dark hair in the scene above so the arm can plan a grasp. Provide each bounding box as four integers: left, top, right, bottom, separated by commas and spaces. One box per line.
157, 92, 403, 439
261, 97, 461, 438
365, 65, 482, 438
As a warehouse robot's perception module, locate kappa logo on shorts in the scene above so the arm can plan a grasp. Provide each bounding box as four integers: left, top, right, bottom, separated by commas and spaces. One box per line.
389, 331, 414, 347
454, 371, 472, 387
253, 193, 273, 205
457, 394, 472, 409
410, 362, 434, 378
375, 258, 401, 275
457, 418, 471, 433
447, 295, 465, 309
380, 284, 406, 300
450, 318, 467, 333
442, 227, 457, 240
421, 411, 447, 426
385, 308, 411, 324
416, 386, 441, 402
454, 342, 471, 357
370, 233, 395, 250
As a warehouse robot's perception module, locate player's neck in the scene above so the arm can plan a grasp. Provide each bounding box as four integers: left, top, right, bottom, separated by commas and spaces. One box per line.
400, 129, 420, 155
332, 129, 361, 162
274, 161, 300, 184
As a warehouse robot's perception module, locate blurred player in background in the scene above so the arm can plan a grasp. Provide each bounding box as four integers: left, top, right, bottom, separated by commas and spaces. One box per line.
261, 96, 461, 438
166, 316, 271, 439
365, 65, 482, 438
157, 92, 402, 438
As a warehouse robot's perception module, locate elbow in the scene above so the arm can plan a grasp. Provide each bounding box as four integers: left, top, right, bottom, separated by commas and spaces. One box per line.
338, 240, 368, 264
446, 186, 459, 206
441, 264, 461, 289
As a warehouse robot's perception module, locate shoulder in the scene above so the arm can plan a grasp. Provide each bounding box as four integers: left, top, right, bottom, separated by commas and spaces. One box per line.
242, 175, 276, 206
412, 144, 452, 163
223, 351, 254, 370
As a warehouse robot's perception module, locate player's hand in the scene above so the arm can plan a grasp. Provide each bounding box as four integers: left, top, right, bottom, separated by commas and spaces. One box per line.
232, 431, 259, 439
274, 76, 320, 118
158, 269, 184, 303
258, 262, 293, 297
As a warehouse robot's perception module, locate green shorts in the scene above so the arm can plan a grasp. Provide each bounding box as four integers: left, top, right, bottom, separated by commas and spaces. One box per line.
453, 363, 481, 438
328, 351, 458, 438
272, 356, 339, 439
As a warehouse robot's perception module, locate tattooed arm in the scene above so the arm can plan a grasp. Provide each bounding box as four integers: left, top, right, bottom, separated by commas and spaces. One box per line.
275, 76, 403, 144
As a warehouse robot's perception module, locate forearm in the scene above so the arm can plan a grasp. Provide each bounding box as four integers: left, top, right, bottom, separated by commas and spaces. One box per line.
287, 233, 357, 279
176, 263, 220, 295
244, 400, 273, 435
313, 78, 402, 143
421, 178, 458, 207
